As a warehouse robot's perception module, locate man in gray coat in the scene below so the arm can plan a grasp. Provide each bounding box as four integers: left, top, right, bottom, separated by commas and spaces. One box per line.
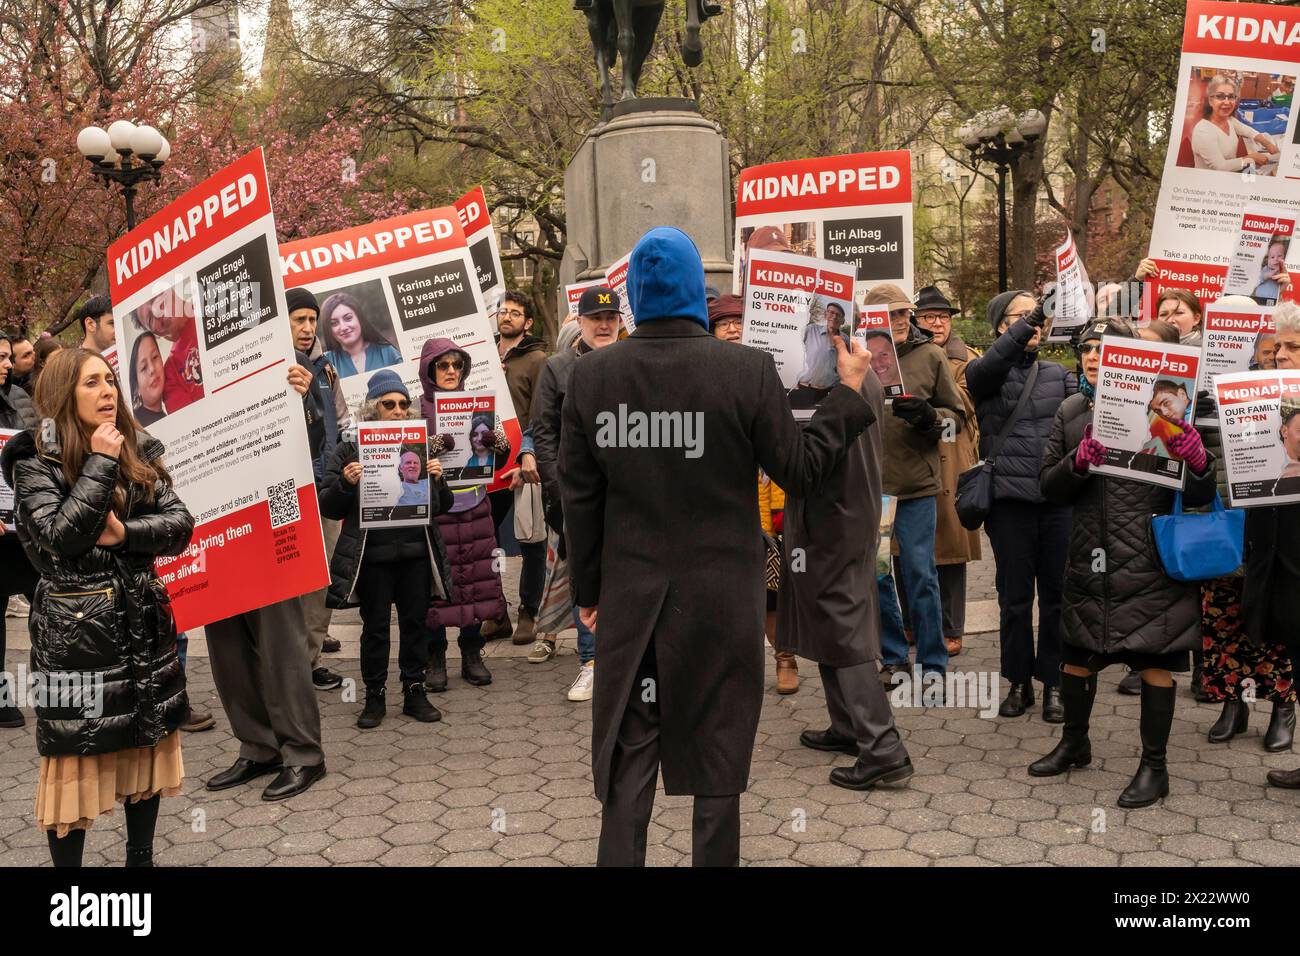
778, 369, 913, 789
561, 227, 876, 866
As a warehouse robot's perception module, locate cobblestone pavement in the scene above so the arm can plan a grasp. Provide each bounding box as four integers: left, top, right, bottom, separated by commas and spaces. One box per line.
2, 547, 1298, 866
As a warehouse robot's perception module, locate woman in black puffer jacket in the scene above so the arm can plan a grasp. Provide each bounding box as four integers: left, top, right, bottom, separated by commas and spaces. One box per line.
965, 292, 1077, 722
1028, 321, 1217, 809
0, 348, 194, 867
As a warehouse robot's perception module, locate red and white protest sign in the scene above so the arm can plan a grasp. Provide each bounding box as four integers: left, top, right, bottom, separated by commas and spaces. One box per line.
1045, 226, 1093, 343
1146, 0, 1299, 312
603, 251, 635, 332
741, 248, 858, 418
108, 148, 328, 630
454, 186, 506, 314
280, 208, 520, 492
1215, 369, 1300, 506
734, 150, 913, 299
1093, 337, 1204, 490
1198, 302, 1275, 423
565, 279, 605, 319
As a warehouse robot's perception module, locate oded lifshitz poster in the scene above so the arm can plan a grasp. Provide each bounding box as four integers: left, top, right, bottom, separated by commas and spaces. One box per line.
1198, 302, 1275, 424
1093, 337, 1204, 490
851, 303, 905, 399
454, 186, 507, 316
1145, 1, 1300, 309
1216, 369, 1300, 506
733, 150, 913, 299
0, 428, 16, 530
434, 391, 497, 487
107, 148, 328, 630
357, 421, 430, 530
279, 208, 520, 490
741, 248, 857, 418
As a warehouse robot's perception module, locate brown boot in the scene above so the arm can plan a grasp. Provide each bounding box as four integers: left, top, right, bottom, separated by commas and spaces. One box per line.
181, 705, 215, 733
775, 652, 799, 695
512, 608, 537, 645
945, 636, 962, 657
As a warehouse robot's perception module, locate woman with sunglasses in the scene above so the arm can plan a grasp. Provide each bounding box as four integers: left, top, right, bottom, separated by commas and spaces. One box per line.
1191, 74, 1279, 173
417, 338, 511, 691
320, 369, 452, 728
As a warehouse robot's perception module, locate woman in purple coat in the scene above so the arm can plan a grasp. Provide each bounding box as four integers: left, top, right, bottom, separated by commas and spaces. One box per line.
419, 337, 511, 691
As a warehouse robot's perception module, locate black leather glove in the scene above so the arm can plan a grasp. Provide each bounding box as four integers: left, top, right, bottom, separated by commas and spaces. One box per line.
1194, 389, 1216, 422
1024, 300, 1048, 329
891, 396, 938, 432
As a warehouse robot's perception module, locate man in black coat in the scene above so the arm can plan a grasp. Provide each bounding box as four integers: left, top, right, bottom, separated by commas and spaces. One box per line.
560, 227, 876, 866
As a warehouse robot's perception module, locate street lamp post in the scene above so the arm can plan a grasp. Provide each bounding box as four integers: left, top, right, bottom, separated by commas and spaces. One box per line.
958, 108, 1047, 293
76, 120, 171, 231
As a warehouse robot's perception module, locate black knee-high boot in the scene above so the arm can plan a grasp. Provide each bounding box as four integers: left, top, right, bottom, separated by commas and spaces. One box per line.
1118, 681, 1175, 808
124, 794, 160, 867
47, 829, 86, 868
1028, 671, 1095, 776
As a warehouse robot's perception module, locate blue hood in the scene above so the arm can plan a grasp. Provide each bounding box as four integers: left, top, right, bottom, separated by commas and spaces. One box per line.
627, 226, 709, 330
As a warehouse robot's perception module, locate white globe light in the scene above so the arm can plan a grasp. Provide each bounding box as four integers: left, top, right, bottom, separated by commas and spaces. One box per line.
1018, 109, 1048, 138
155, 136, 171, 163
100, 146, 120, 166
958, 123, 981, 148
76, 126, 112, 159
129, 124, 164, 158
107, 119, 138, 151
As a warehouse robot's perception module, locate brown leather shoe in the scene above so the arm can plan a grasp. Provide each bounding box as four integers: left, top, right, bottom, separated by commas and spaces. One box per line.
181, 706, 215, 733
512, 608, 537, 645
945, 636, 962, 657
1267, 766, 1300, 789
482, 615, 513, 641
775, 652, 799, 694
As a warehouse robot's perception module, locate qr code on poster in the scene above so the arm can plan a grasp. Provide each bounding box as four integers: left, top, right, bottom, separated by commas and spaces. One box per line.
267, 478, 300, 529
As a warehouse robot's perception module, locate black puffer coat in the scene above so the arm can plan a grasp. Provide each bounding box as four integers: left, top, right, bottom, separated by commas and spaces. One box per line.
1040, 392, 1216, 655
0, 382, 37, 431
0, 427, 194, 756
0, 383, 40, 595
318, 438, 454, 609
965, 318, 1077, 502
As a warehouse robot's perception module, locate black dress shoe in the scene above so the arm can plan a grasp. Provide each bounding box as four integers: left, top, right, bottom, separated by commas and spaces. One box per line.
1207, 698, 1249, 743
829, 755, 914, 790
322, 637, 342, 654
799, 729, 857, 755
1267, 766, 1300, 789
998, 683, 1034, 718
1117, 669, 1142, 695
1042, 686, 1065, 724
206, 757, 284, 791
262, 762, 327, 802
1264, 700, 1296, 753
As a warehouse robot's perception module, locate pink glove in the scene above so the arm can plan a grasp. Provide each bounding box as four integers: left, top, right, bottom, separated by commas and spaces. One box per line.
1166, 427, 1208, 474
1074, 424, 1106, 473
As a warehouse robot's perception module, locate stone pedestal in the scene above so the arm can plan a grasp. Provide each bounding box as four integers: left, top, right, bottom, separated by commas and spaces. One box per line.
560, 99, 733, 312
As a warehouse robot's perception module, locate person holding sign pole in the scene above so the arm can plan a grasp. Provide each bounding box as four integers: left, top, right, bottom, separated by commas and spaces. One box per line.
320, 370, 452, 728
1030, 320, 1217, 808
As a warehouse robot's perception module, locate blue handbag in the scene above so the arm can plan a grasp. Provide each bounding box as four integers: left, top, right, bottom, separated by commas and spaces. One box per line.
1151, 491, 1245, 582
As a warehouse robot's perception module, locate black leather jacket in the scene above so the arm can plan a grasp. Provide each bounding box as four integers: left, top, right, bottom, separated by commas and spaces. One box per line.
0, 427, 195, 756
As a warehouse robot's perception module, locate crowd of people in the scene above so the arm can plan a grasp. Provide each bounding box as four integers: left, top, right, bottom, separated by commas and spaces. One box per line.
1, 224, 1298, 868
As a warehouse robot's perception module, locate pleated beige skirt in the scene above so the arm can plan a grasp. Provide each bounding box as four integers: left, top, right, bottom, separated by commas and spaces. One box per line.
35, 731, 184, 837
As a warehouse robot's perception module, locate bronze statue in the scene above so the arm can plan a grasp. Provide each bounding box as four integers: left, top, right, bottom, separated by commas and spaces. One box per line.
578, 0, 721, 113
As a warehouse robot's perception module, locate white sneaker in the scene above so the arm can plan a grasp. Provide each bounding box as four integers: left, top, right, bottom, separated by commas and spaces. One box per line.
567, 661, 595, 702
6, 595, 29, 618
